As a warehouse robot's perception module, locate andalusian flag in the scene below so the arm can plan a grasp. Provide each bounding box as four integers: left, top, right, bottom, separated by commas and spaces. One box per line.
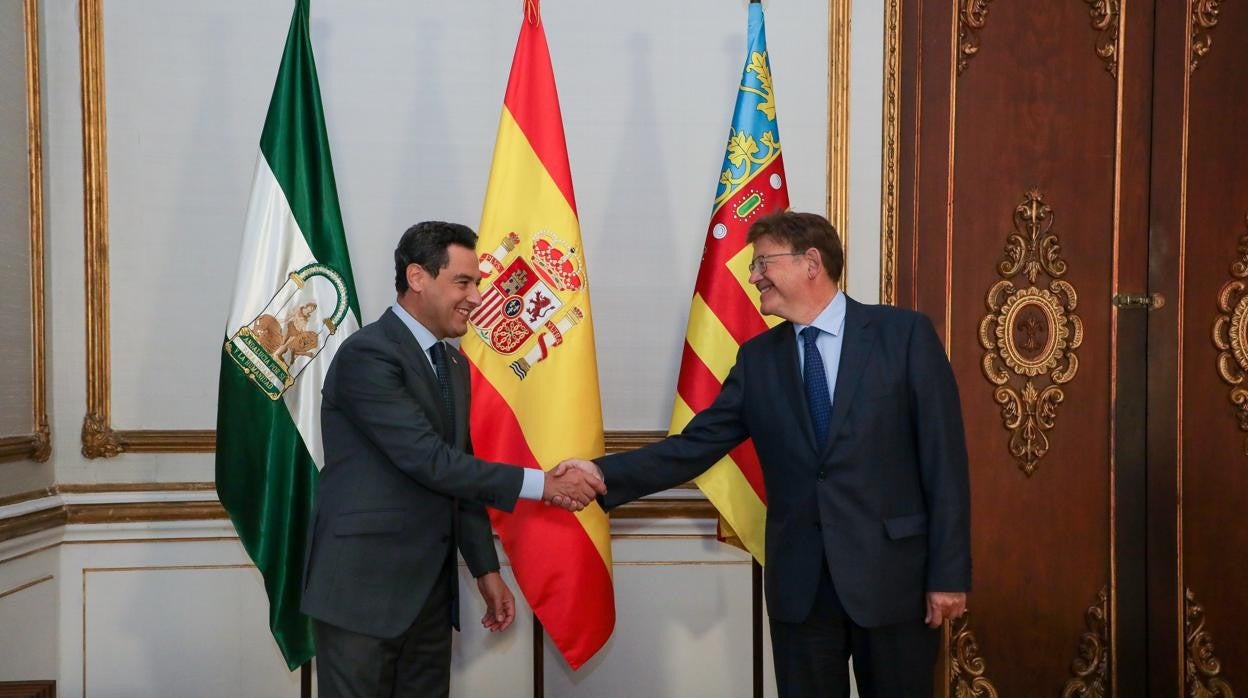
215, 0, 359, 669
462, 0, 613, 669
674, 1, 789, 563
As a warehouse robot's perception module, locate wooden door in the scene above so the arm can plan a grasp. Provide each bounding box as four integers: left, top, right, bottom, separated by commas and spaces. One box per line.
1150, 0, 1248, 694
890, 0, 1155, 693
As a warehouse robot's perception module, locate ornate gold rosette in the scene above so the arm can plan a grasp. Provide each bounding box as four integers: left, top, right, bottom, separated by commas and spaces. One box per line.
980, 190, 1083, 476
1213, 222, 1248, 454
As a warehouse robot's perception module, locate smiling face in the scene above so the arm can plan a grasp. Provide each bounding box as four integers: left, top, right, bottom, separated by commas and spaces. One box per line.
747, 235, 816, 322
408, 243, 482, 339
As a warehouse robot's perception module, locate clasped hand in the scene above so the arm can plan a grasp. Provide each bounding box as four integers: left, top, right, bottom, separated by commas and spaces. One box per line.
542, 459, 606, 512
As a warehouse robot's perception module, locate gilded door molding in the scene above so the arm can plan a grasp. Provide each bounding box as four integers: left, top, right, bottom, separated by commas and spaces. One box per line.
0, 0, 50, 465
1212, 220, 1248, 454
979, 190, 1084, 476
1191, 0, 1225, 71
1185, 588, 1236, 697
1062, 586, 1109, 697
879, 0, 901, 306
956, 0, 993, 75
949, 613, 1001, 697
1084, 0, 1121, 78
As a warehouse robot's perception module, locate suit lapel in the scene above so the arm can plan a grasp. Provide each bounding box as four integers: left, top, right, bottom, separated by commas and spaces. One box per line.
445, 344, 469, 447
380, 308, 450, 436
773, 324, 820, 452
823, 297, 874, 454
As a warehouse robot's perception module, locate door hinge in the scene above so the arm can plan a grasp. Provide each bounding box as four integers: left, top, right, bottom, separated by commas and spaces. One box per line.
1112, 292, 1165, 310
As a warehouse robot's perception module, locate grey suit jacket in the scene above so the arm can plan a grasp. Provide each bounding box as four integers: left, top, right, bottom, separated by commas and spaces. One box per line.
301, 308, 525, 638
597, 297, 971, 628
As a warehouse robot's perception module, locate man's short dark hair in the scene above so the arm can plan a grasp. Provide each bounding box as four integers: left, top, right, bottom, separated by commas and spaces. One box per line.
746, 211, 844, 282
394, 221, 478, 293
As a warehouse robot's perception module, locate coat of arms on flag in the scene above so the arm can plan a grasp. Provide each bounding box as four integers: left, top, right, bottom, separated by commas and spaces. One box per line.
225, 263, 350, 400
470, 229, 586, 380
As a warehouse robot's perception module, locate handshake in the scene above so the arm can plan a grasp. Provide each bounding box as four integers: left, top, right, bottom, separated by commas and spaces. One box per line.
541, 459, 605, 512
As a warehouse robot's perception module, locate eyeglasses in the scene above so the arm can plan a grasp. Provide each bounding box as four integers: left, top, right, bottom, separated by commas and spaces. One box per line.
747, 252, 805, 274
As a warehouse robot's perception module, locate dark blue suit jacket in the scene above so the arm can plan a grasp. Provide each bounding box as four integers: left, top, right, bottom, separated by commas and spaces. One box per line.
598, 296, 971, 627
301, 309, 524, 638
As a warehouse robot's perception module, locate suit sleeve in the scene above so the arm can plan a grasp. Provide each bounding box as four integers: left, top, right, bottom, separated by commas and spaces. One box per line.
597, 352, 751, 509
908, 314, 972, 592
324, 336, 524, 512
456, 418, 503, 577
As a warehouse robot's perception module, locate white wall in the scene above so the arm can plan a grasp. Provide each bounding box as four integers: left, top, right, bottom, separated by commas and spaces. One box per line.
5, 0, 886, 694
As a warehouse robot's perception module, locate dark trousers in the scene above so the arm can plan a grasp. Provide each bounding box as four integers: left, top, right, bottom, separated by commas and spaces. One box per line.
769, 563, 940, 698
313, 564, 454, 698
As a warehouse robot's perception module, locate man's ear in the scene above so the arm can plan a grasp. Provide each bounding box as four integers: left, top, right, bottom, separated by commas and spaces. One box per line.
805, 248, 822, 279
405, 263, 425, 293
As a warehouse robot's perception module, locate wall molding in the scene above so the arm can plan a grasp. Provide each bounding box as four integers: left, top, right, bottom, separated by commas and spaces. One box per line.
0, 445, 717, 548
77, 0, 849, 458
1, 0, 50, 465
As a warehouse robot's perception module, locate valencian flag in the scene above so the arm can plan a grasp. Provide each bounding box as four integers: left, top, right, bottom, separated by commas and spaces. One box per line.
215, 0, 359, 669
462, 0, 613, 670
673, 1, 789, 563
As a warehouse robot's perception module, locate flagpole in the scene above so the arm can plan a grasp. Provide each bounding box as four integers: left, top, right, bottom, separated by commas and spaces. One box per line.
752, 560, 763, 698
533, 614, 545, 697
300, 661, 311, 698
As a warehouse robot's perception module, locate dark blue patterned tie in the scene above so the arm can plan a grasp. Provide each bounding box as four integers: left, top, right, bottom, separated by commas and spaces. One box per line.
429, 342, 455, 420
801, 326, 831, 446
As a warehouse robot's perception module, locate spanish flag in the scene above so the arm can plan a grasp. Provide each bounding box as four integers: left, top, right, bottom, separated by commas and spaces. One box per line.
674, 1, 789, 563
462, 0, 613, 670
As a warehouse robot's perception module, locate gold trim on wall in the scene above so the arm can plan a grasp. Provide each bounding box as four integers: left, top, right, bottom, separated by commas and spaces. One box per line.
0, 0, 50, 465
1184, 588, 1236, 697
79, 0, 120, 459
828, 0, 850, 289
1190, 0, 1224, 72
0, 574, 54, 601
1062, 586, 1110, 697
76, 2, 850, 458
978, 190, 1084, 476
879, 0, 901, 306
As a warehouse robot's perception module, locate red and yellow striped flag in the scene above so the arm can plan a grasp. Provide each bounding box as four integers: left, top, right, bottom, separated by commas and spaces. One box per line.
674, 2, 789, 563
462, 0, 613, 670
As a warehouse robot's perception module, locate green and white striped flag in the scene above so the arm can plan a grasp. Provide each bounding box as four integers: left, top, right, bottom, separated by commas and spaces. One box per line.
215, 0, 359, 669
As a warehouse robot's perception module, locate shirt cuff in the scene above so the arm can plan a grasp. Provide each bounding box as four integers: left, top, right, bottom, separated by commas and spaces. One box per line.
518, 468, 545, 501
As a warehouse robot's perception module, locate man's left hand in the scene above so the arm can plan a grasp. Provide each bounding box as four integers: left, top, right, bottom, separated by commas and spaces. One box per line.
477, 571, 516, 632
925, 591, 967, 628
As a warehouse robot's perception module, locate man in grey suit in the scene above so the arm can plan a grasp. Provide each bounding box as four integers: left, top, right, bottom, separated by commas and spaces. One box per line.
301, 221, 604, 698
555, 211, 970, 698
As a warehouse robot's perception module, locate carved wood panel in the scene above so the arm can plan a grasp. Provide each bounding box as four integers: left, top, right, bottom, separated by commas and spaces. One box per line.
897, 0, 1137, 694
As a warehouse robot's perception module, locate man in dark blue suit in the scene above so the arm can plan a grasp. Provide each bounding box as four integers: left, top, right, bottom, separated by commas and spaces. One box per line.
557, 211, 970, 697
302, 222, 606, 698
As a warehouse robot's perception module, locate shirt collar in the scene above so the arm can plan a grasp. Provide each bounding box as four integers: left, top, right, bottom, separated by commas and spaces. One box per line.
793, 290, 846, 339
391, 302, 440, 354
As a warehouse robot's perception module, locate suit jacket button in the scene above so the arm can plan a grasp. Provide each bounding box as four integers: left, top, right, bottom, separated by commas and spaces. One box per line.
816, 471, 826, 481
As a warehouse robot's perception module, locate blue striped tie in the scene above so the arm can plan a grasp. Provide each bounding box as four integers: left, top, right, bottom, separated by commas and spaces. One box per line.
801, 326, 831, 446
429, 342, 455, 420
